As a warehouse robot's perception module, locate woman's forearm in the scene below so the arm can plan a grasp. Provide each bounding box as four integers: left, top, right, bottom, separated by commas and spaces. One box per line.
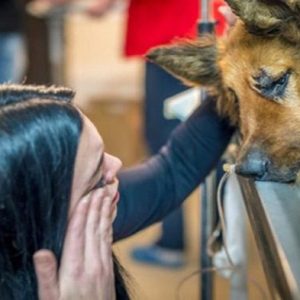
114, 97, 235, 241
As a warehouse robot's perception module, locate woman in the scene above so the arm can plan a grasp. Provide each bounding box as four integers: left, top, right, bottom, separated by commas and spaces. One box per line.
0, 84, 128, 299
0, 82, 235, 299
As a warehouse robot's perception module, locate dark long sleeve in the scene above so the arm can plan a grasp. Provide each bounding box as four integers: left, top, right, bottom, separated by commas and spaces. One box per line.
113, 97, 235, 241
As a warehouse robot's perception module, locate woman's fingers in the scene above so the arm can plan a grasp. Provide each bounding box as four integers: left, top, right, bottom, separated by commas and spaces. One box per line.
34, 191, 116, 300
98, 194, 115, 300
85, 189, 105, 270
33, 250, 59, 300
60, 195, 91, 276
99, 195, 114, 265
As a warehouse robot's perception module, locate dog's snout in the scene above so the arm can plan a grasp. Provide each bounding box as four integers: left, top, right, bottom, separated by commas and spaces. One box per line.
236, 149, 269, 178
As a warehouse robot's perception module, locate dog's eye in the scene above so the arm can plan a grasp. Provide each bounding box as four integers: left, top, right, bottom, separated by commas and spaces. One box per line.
253, 69, 291, 102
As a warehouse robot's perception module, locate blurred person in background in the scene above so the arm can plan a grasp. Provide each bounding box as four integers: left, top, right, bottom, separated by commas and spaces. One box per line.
39, 0, 229, 269
0, 0, 27, 83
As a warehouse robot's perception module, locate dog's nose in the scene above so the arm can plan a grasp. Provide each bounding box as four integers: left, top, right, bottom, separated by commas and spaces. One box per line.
235, 149, 269, 178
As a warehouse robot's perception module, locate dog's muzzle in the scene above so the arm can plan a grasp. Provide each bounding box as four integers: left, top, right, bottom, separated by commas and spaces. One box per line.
235, 148, 298, 183
235, 148, 269, 179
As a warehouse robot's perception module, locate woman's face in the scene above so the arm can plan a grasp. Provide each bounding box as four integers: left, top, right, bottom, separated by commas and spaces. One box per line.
70, 113, 122, 219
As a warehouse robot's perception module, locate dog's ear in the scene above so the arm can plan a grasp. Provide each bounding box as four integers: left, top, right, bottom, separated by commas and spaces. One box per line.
226, 0, 300, 43
147, 36, 222, 88
147, 36, 240, 126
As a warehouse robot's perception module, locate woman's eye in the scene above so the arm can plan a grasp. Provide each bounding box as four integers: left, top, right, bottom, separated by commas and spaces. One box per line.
93, 177, 106, 189
83, 176, 107, 198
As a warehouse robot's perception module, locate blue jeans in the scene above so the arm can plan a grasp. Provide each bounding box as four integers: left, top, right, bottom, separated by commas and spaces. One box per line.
0, 33, 26, 83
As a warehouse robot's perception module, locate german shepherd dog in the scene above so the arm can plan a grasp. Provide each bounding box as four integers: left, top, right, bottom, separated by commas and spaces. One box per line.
148, 0, 300, 182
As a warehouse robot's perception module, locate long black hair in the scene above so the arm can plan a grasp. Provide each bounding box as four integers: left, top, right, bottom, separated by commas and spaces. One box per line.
0, 84, 130, 299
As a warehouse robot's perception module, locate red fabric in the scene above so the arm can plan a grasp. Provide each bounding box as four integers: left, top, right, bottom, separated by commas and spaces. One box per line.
124, 0, 227, 57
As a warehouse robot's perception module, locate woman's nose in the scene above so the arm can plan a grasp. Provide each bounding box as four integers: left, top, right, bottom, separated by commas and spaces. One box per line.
103, 153, 122, 183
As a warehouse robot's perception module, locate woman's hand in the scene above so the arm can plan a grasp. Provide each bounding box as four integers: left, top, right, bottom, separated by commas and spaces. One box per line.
33, 189, 116, 300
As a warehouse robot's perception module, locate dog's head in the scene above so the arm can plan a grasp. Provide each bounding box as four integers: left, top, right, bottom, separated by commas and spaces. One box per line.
147, 0, 300, 182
